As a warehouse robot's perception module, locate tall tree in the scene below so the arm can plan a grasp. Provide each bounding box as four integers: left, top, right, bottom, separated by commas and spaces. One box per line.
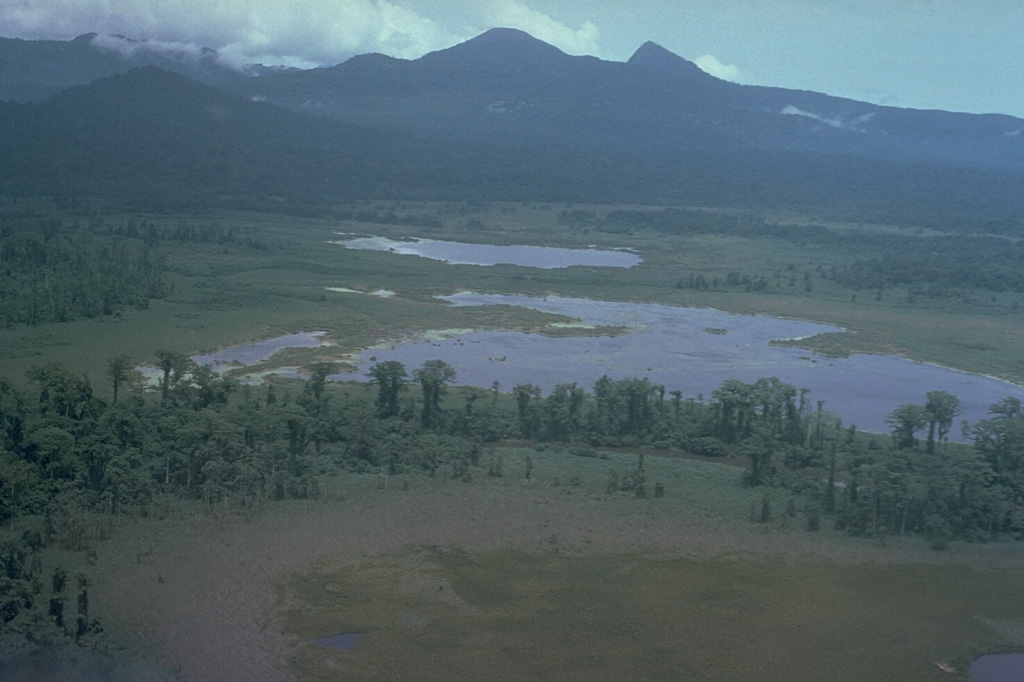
542, 382, 585, 442
924, 391, 961, 453
512, 383, 542, 438
26, 362, 95, 420
712, 379, 755, 443
0, 378, 27, 450
413, 360, 456, 428
970, 398, 1024, 505
153, 350, 190, 404
367, 361, 408, 419
303, 362, 338, 409
885, 403, 930, 450
105, 355, 133, 404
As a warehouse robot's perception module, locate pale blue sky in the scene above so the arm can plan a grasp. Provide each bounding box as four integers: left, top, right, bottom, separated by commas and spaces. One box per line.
3, 0, 1022, 118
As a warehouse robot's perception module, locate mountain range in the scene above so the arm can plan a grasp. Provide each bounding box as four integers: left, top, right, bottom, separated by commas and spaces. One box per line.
1, 28, 1022, 231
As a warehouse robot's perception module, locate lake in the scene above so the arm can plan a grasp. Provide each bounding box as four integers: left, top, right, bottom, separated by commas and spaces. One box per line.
331, 293, 1024, 437
329, 235, 642, 268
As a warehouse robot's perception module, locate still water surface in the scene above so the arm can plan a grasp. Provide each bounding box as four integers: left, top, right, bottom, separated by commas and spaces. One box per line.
332, 293, 1024, 437
192, 331, 329, 370
969, 653, 1024, 682
315, 633, 368, 651
330, 235, 642, 268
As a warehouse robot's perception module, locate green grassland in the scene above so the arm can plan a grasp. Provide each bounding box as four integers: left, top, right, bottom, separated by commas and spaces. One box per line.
279, 448, 1024, 682
285, 549, 1024, 682
3, 201, 1023, 393
75, 443, 1024, 682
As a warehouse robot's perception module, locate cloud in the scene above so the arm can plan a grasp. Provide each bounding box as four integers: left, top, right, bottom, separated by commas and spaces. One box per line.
90, 33, 207, 61
693, 54, 745, 82
466, 0, 599, 55
0, 0, 600, 68
1, 0, 456, 66
781, 105, 876, 131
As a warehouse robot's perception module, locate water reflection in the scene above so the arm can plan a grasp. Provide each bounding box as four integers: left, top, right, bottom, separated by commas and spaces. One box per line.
332, 293, 1024, 437
329, 235, 642, 268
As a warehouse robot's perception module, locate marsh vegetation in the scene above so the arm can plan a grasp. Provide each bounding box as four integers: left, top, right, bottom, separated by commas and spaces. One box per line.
3, 200, 1024, 680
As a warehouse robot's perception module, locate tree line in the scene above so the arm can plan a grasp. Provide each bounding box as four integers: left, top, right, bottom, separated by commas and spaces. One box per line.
0, 215, 168, 327
2, 356, 1023, 538
4, 353, 1024, 653
565, 207, 1024, 299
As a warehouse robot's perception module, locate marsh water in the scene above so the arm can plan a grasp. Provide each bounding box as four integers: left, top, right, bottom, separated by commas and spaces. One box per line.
969, 653, 1024, 682
315, 633, 368, 652
137, 331, 329, 382
330, 235, 642, 268
192, 331, 330, 369
332, 293, 1024, 437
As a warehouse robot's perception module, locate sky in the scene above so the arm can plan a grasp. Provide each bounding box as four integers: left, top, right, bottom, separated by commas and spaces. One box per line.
3, 0, 1023, 119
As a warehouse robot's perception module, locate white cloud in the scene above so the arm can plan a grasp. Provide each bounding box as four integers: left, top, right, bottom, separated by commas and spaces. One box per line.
90, 33, 207, 61
0, 0, 599, 67
471, 0, 600, 55
693, 54, 745, 82
781, 105, 876, 131
1, 0, 457, 66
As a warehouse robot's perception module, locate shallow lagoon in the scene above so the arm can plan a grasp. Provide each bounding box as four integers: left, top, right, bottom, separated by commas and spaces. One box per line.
330, 235, 642, 269
333, 293, 1024, 437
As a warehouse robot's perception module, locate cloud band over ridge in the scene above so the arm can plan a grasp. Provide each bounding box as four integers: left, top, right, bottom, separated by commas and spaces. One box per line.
1, 0, 601, 67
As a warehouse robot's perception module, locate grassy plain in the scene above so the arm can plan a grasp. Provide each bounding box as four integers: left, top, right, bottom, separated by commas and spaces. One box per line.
3, 201, 1023, 392
82, 444, 1024, 682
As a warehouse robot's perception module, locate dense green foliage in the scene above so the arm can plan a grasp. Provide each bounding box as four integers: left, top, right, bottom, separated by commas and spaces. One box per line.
3, 347, 1024, 658
573, 207, 1024, 297
0, 215, 168, 326
2, 355, 1023, 544
837, 236, 1024, 295
3, 66, 1024, 234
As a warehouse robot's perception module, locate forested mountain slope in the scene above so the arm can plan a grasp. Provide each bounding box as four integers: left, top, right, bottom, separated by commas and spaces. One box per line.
237, 28, 1024, 173
1, 29, 1023, 231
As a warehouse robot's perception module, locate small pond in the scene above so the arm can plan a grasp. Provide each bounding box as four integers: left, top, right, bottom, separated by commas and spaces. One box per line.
331, 293, 1024, 437
315, 632, 368, 651
329, 235, 642, 269
137, 331, 329, 382
192, 331, 330, 370
970, 653, 1024, 682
